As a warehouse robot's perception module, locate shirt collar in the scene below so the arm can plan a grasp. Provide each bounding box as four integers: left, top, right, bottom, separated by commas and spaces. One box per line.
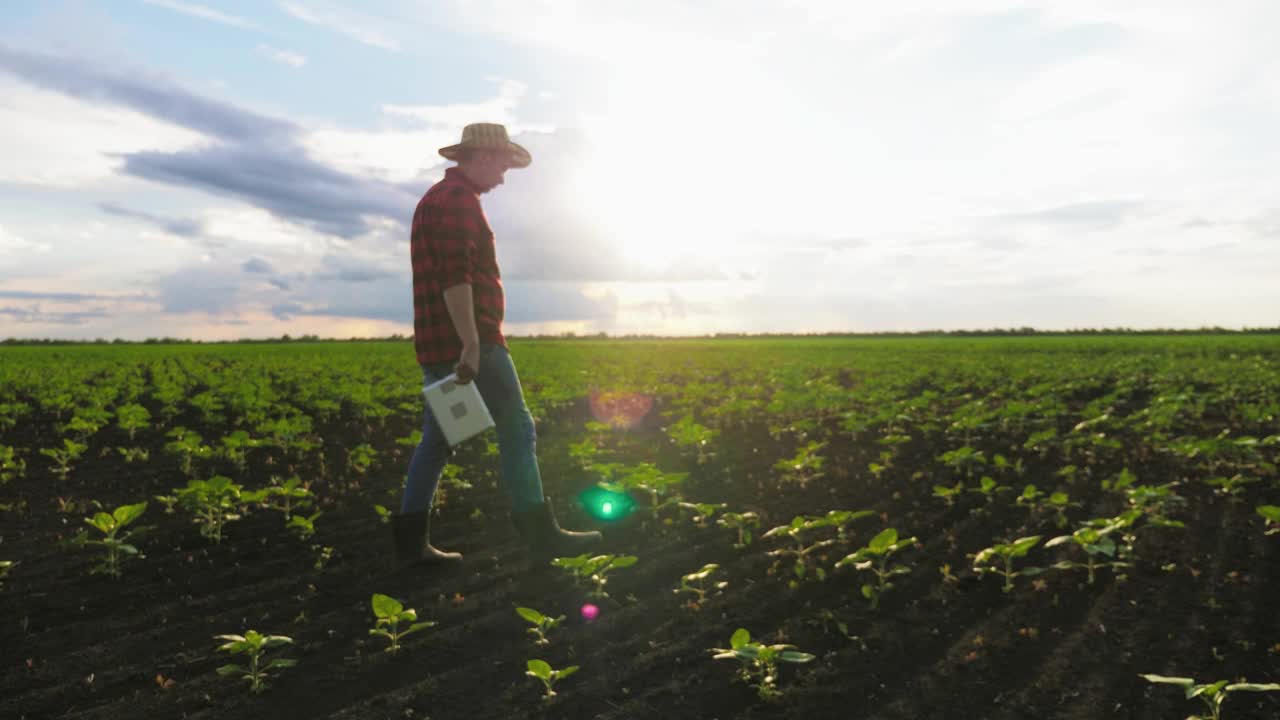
444, 166, 484, 195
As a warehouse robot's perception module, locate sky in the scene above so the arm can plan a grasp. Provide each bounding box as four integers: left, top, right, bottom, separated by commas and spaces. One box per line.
0, 0, 1278, 341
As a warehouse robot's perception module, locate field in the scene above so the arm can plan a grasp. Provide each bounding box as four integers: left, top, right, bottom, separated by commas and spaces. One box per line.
2, 335, 1279, 720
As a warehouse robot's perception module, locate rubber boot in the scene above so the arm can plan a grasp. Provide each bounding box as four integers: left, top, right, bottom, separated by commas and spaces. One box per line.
391, 510, 462, 568
511, 495, 603, 567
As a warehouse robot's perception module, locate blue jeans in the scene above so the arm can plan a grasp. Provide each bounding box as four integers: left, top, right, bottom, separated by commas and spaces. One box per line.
400, 343, 545, 515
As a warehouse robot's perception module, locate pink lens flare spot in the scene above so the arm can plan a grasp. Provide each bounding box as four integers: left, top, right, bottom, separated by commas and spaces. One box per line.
580, 603, 600, 622
587, 388, 653, 430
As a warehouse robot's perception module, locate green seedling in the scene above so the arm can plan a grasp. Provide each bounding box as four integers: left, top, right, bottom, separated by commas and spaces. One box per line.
347, 443, 377, 475
709, 627, 815, 702
67, 501, 149, 578
803, 608, 864, 648
286, 511, 321, 540
1257, 505, 1280, 535
526, 658, 578, 701
567, 436, 601, 470
261, 475, 315, 520
716, 510, 761, 549
1102, 468, 1138, 493
939, 562, 961, 586
948, 407, 985, 446
972, 535, 1044, 593
1123, 483, 1187, 529
62, 412, 106, 441
876, 432, 911, 461
151, 382, 183, 423
673, 563, 728, 610
218, 430, 259, 473
1203, 474, 1259, 501
991, 452, 1025, 478
214, 630, 296, 693
772, 439, 827, 488
677, 501, 728, 529
939, 445, 986, 482
116, 446, 150, 463
174, 475, 261, 543
666, 414, 718, 464
395, 430, 422, 448
868, 460, 888, 481
1139, 674, 1280, 720
56, 495, 101, 515
369, 593, 435, 655
1, 445, 26, 483
1016, 485, 1078, 528
600, 462, 688, 524
312, 544, 336, 570
190, 390, 225, 425
967, 476, 1011, 505
551, 553, 638, 600
115, 403, 152, 442
153, 494, 178, 514
1018, 422, 1059, 456
835, 528, 917, 610
440, 464, 473, 492
933, 482, 963, 508
583, 419, 618, 439
0, 402, 29, 432
0, 560, 17, 588
763, 510, 873, 586
40, 438, 87, 477
164, 427, 213, 477
257, 414, 318, 462
1046, 522, 1130, 585
819, 509, 872, 542
515, 606, 565, 646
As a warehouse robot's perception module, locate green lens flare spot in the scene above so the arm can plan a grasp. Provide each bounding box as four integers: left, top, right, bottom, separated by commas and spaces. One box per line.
579, 486, 634, 522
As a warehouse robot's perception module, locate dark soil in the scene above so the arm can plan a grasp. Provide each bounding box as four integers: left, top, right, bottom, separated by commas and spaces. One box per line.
2, 393, 1278, 720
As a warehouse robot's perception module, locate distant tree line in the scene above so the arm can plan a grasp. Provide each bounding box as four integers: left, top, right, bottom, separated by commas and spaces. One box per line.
3, 326, 1279, 346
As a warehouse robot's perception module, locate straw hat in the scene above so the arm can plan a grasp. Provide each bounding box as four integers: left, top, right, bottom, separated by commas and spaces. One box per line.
438, 123, 531, 169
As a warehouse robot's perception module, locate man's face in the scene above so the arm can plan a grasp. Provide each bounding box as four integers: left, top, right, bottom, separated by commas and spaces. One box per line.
470, 150, 510, 193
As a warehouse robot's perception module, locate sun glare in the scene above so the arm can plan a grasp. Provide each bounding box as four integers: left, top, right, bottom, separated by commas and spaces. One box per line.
569, 133, 710, 268
568, 60, 762, 269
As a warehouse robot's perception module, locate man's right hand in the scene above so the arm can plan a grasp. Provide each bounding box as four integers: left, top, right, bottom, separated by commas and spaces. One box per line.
455, 343, 480, 384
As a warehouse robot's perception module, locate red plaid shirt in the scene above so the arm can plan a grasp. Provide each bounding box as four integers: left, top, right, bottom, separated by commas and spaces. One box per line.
410, 166, 507, 365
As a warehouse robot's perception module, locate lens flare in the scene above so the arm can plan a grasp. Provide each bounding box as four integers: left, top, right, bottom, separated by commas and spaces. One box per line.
581, 603, 600, 622
579, 486, 635, 521
588, 388, 653, 429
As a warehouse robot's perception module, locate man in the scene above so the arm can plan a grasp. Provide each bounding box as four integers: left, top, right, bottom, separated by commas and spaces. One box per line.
392, 122, 602, 570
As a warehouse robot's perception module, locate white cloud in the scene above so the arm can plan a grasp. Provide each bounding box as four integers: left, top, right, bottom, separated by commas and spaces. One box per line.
257, 44, 307, 68
277, 1, 401, 51
0, 224, 51, 255
301, 125, 457, 185
0, 74, 213, 188
303, 78, 552, 184
141, 0, 261, 31
381, 78, 527, 127
200, 206, 332, 252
